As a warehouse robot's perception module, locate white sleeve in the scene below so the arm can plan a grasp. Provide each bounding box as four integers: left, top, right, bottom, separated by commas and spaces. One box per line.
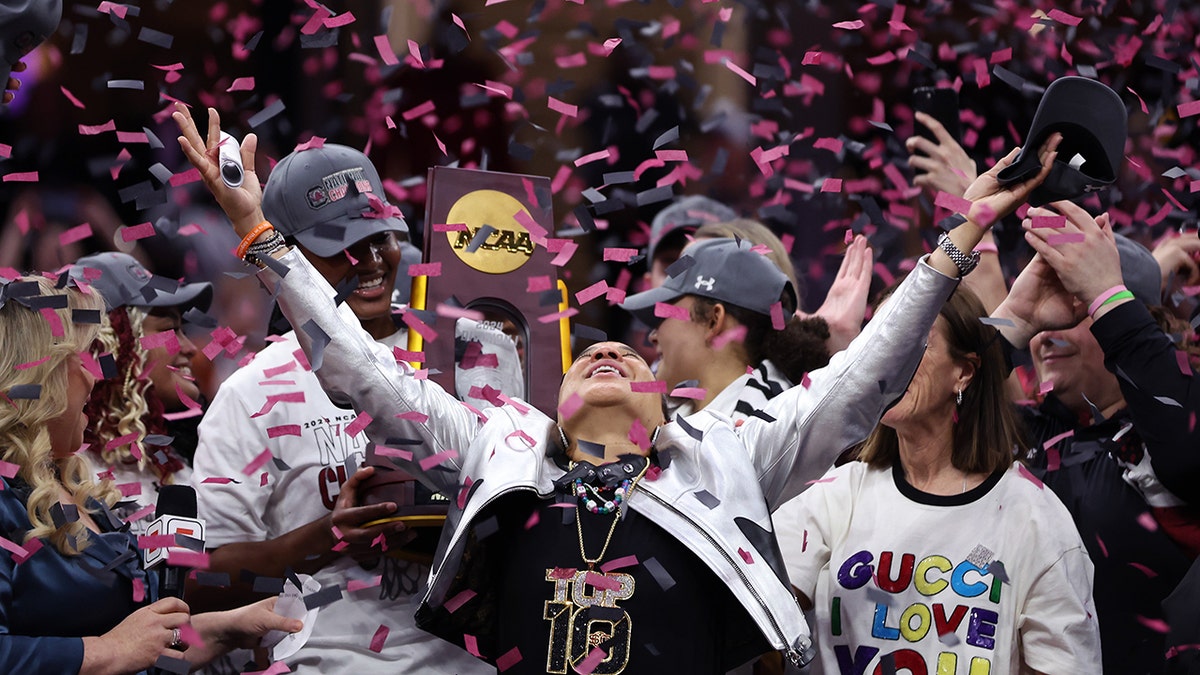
1017, 544, 1102, 673
193, 374, 272, 548
773, 472, 839, 604
267, 248, 482, 497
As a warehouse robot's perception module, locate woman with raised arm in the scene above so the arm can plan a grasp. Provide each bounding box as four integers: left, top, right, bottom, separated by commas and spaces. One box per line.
174, 102, 1058, 673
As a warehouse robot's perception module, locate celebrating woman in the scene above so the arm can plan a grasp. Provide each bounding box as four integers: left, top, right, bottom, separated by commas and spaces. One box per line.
773, 286, 1101, 674
0, 275, 299, 674
174, 102, 1059, 672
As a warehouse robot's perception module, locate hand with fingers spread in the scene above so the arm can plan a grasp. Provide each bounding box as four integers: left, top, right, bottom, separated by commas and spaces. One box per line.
991, 253, 1086, 349
801, 234, 873, 353
2, 61, 26, 105
1021, 201, 1124, 311
906, 111, 978, 198
328, 465, 412, 563
959, 133, 1062, 229
80, 597, 190, 675
171, 102, 266, 238
1152, 230, 1200, 293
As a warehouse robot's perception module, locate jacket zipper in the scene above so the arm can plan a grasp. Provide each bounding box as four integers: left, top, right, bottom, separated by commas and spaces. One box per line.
638, 487, 809, 667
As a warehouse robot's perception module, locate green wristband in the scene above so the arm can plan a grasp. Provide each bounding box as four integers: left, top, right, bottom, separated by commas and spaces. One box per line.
1099, 290, 1134, 310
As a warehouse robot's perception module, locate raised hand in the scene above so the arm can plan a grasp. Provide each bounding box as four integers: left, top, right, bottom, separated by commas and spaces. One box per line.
906, 112, 978, 198
171, 102, 265, 237
960, 133, 1062, 228
992, 253, 1086, 349
1021, 201, 1124, 309
2, 61, 27, 105
1152, 230, 1200, 293
801, 234, 873, 353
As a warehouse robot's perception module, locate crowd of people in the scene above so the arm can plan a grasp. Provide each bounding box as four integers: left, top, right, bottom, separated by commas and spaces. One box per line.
3, 5, 1200, 675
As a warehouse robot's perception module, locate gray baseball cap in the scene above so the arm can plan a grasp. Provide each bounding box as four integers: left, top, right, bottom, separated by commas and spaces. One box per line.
262, 143, 407, 258
646, 195, 736, 263
1, 0, 60, 99
1114, 233, 1161, 308
621, 238, 797, 327
69, 252, 212, 313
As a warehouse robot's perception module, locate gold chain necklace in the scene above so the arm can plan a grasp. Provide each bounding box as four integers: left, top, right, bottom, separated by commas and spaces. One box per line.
575, 458, 650, 570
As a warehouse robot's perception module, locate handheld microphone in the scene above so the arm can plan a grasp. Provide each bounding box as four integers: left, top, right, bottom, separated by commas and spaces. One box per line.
144, 485, 206, 600
218, 131, 244, 189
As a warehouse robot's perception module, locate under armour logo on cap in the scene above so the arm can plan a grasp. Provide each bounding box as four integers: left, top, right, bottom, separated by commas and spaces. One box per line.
694, 275, 715, 291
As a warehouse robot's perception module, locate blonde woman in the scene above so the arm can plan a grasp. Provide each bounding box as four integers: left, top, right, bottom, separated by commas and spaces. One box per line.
71, 252, 210, 531
0, 275, 298, 673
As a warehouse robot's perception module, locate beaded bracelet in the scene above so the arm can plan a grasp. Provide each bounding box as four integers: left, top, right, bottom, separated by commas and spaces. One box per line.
235, 221, 275, 259
244, 230, 288, 267
1087, 284, 1128, 318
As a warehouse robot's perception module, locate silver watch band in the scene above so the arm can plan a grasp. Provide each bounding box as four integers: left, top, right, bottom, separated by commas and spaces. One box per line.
936, 232, 981, 276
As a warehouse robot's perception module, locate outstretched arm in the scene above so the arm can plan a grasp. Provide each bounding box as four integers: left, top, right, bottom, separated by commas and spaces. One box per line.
172, 104, 481, 495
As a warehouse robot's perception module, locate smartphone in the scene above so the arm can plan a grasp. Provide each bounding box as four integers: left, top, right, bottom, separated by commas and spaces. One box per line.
912, 86, 962, 146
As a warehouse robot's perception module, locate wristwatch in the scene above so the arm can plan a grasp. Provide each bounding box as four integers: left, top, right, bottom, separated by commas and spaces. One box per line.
937, 232, 981, 276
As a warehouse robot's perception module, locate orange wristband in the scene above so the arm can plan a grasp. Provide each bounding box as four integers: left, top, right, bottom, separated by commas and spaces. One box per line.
236, 221, 274, 259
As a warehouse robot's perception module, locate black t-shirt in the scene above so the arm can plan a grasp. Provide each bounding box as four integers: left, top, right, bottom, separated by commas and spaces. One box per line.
487, 490, 768, 674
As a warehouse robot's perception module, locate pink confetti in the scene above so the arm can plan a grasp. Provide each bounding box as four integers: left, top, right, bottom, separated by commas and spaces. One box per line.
138, 534, 179, 550
227, 77, 255, 92
368, 625, 389, 653
602, 38, 621, 55
770, 301, 785, 330
1178, 100, 1200, 119
1030, 215, 1067, 229
241, 448, 273, 476
820, 178, 843, 193
374, 35, 399, 65
576, 648, 607, 675
1017, 464, 1044, 489
629, 381, 668, 394
120, 222, 156, 242
132, 577, 146, 603
345, 412, 372, 438
464, 635, 482, 658
58, 223, 93, 246
395, 410, 429, 423
402, 311, 437, 342
654, 302, 690, 321
833, 19, 865, 30
59, 86, 85, 109
537, 308, 578, 324
444, 589, 477, 613
1176, 350, 1192, 376
600, 555, 638, 573
166, 549, 210, 569
738, 548, 755, 564
576, 280, 610, 305
934, 191, 973, 215
1042, 429, 1074, 450
1128, 562, 1158, 578
559, 393, 583, 420
250, 391, 306, 417
123, 503, 156, 524
548, 96, 578, 117
14, 356, 51, 371
602, 247, 637, 262
574, 149, 612, 167
669, 387, 707, 400
266, 422, 300, 439
584, 571, 621, 591
1047, 233, 1086, 245
346, 576, 382, 592
78, 120, 116, 136
374, 446, 413, 461
712, 325, 748, 350
39, 308, 63, 338
496, 647, 522, 672
1046, 9, 1082, 26
1136, 511, 1159, 532
402, 99, 438, 123
1135, 616, 1170, 633
0, 460, 18, 478
419, 449, 459, 472
723, 59, 756, 85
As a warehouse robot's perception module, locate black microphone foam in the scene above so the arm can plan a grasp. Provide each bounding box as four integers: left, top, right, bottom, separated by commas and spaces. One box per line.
155, 484, 197, 519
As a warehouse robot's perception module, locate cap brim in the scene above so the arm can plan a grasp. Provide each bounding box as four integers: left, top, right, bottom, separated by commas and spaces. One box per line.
291, 216, 407, 258
620, 284, 685, 326
144, 281, 213, 313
